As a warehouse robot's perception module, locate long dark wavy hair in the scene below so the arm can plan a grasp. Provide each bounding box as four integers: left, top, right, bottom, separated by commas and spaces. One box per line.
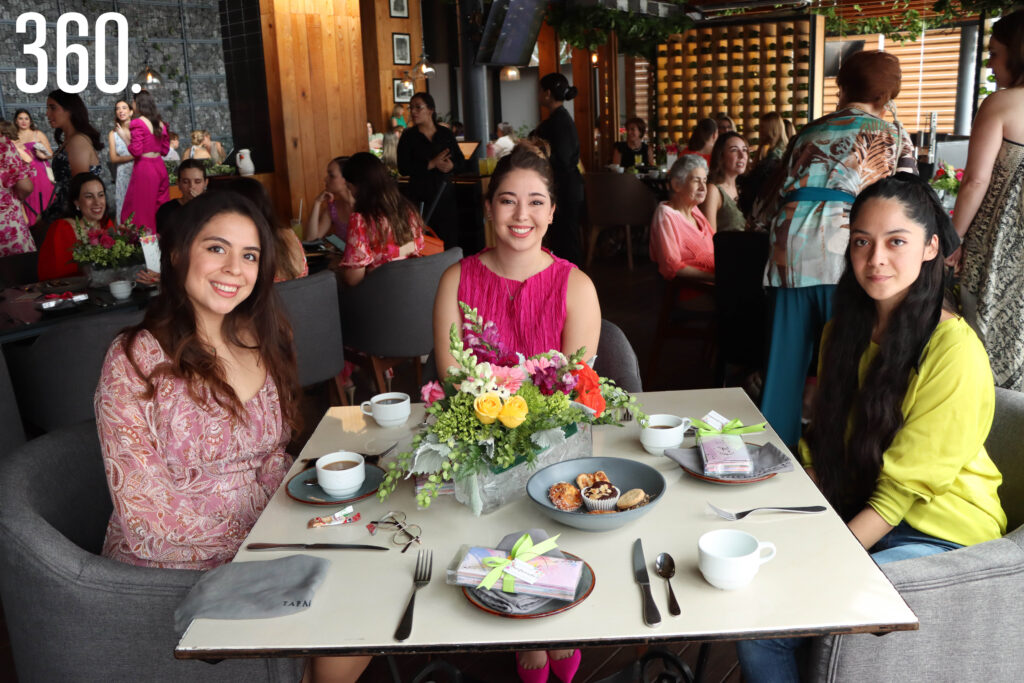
342, 152, 420, 246
708, 131, 747, 184
47, 90, 103, 150
132, 90, 164, 142
804, 173, 957, 521
14, 108, 37, 131
121, 191, 300, 431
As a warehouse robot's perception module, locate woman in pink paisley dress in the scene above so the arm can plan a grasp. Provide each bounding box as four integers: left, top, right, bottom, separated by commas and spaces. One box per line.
0, 129, 34, 257
94, 189, 369, 683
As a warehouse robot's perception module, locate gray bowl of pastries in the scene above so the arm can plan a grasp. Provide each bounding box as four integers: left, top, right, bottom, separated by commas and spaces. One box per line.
526, 456, 666, 532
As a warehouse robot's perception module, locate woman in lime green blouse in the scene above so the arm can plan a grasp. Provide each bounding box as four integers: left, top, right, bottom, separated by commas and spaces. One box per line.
738, 172, 1006, 682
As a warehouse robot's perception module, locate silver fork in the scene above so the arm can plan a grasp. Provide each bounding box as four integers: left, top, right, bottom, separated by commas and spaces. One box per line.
707, 501, 826, 521
394, 549, 432, 641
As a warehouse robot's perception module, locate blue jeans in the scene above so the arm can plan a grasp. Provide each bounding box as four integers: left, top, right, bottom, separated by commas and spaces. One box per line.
736, 521, 963, 683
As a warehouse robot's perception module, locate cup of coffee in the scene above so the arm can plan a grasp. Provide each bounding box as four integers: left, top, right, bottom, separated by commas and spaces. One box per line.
698, 529, 776, 590
316, 451, 366, 498
639, 414, 691, 455
360, 392, 411, 428
109, 280, 135, 301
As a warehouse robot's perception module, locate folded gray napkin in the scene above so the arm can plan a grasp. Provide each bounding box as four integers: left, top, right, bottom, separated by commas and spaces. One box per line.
664, 442, 794, 479
174, 554, 330, 635
468, 528, 572, 615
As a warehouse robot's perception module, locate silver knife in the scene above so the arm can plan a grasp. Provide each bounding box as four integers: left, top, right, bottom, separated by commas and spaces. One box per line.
633, 538, 661, 626
247, 543, 389, 551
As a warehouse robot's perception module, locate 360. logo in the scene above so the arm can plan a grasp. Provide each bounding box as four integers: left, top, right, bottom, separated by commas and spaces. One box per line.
16, 12, 129, 95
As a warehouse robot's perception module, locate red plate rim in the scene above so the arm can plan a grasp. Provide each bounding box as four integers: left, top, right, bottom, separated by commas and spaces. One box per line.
678, 463, 777, 485
461, 551, 596, 619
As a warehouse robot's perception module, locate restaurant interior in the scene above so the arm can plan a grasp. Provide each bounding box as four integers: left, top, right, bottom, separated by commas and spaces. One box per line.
1, 0, 1023, 682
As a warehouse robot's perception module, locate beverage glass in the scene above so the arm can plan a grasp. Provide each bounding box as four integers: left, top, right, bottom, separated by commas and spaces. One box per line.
316, 451, 365, 498
698, 529, 776, 590
360, 392, 411, 428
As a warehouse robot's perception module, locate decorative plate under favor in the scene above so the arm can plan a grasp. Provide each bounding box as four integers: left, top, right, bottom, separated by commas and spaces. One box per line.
285, 463, 386, 505
462, 551, 595, 619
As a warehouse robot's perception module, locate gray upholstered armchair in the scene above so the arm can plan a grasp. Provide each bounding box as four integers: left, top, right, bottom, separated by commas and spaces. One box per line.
806, 387, 1024, 682
0, 422, 302, 682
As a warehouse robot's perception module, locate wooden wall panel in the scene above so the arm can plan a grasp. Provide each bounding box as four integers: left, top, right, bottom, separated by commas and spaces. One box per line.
260, 0, 368, 223
537, 22, 558, 122
360, 0, 425, 133
572, 47, 596, 172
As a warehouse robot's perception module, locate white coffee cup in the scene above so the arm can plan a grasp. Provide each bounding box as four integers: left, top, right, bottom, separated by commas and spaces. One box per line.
316, 451, 365, 498
109, 280, 134, 301
360, 392, 411, 428
698, 529, 776, 590
639, 414, 691, 455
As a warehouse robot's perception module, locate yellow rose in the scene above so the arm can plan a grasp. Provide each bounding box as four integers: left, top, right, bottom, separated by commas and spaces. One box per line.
497, 395, 529, 428
474, 393, 503, 424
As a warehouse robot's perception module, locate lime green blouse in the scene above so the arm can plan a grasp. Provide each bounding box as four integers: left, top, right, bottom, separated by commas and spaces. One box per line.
801, 317, 1006, 547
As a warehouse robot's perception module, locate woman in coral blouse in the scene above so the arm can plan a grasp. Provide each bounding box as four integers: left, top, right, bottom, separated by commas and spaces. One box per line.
95, 191, 369, 682
37, 172, 113, 280
120, 90, 170, 233
337, 152, 426, 286
649, 154, 715, 308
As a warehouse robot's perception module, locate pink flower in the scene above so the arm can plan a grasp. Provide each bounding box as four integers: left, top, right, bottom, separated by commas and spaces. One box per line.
420, 381, 445, 406
99, 234, 115, 248
87, 229, 102, 246
491, 365, 526, 394
955, 169, 964, 181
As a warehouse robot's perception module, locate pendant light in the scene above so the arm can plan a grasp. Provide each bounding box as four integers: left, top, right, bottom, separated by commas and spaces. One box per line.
499, 65, 521, 81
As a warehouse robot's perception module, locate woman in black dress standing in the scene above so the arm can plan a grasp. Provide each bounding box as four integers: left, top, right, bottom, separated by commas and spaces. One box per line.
533, 73, 583, 266
397, 92, 464, 249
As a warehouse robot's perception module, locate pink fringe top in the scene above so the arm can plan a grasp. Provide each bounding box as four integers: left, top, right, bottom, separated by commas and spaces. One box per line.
95, 330, 290, 570
456, 248, 574, 357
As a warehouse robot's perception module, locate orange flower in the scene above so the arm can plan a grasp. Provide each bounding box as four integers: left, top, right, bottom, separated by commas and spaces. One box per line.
572, 363, 605, 417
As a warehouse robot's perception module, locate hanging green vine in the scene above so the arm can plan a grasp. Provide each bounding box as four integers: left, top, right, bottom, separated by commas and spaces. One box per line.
813, 1, 1019, 43
546, 3, 695, 57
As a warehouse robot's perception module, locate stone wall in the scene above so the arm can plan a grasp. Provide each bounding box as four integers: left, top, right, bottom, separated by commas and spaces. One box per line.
0, 0, 234, 182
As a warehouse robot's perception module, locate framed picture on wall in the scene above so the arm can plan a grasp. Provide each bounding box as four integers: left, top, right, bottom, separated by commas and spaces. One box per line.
392, 33, 411, 65
393, 79, 414, 103
389, 0, 409, 19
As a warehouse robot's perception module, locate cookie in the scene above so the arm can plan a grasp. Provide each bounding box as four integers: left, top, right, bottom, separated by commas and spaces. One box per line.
576, 472, 595, 490
588, 509, 617, 514
593, 470, 610, 483
617, 488, 650, 510
549, 482, 583, 511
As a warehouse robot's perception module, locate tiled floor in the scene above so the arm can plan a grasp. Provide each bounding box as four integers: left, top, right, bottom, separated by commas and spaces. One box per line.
0, 241, 745, 682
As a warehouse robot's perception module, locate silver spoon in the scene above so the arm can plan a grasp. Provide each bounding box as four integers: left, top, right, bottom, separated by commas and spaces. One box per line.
655, 553, 681, 616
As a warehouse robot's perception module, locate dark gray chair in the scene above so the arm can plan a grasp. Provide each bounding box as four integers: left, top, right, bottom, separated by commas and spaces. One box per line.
275, 269, 346, 397
806, 387, 1024, 681
339, 249, 462, 393
0, 348, 25, 457
6, 307, 145, 433
0, 422, 302, 682
594, 319, 642, 393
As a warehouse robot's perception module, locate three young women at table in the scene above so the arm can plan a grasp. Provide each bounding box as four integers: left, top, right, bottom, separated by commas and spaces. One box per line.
737, 173, 1006, 682
95, 190, 368, 683
433, 139, 598, 683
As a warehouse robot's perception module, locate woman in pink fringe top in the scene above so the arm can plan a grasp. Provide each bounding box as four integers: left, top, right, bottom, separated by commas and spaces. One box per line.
119, 90, 170, 232
432, 140, 600, 683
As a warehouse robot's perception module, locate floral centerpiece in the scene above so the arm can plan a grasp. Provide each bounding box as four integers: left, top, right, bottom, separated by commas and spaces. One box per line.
71, 214, 148, 271
379, 304, 644, 514
929, 162, 964, 196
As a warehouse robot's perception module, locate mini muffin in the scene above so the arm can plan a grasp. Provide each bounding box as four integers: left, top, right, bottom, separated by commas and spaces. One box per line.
617, 488, 650, 511
575, 472, 595, 490
549, 482, 583, 511
582, 481, 621, 511
592, 470, 610, 483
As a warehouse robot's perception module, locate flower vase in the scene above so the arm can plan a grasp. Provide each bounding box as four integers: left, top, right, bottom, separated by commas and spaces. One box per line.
81, 264, 120, 288
453, 422, 593, 515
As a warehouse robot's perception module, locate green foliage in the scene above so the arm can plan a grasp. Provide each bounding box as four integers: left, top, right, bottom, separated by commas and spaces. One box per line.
546, 3, 695, 57
70, 216, 146, 269
815, 0, 1020, 44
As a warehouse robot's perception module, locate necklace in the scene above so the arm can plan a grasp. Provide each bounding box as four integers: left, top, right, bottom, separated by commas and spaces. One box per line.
490, 257, 523, 302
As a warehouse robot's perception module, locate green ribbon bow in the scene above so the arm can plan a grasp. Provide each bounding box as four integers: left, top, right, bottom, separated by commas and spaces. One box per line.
691, 417, 767, 438
477, 533, 561, 593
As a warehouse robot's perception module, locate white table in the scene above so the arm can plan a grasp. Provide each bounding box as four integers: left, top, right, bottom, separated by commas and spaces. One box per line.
175, 389, 917, 659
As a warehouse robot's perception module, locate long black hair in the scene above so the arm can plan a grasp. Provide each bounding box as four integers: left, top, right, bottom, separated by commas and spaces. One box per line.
342, 152, 420, 245
804, 173, 959, 521
47, 90, 103, 150
63, 172, 110, 221
539, 73, 578, 102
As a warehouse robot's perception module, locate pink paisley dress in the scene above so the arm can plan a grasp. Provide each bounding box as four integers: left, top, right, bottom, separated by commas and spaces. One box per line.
95, 330, 290, 570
